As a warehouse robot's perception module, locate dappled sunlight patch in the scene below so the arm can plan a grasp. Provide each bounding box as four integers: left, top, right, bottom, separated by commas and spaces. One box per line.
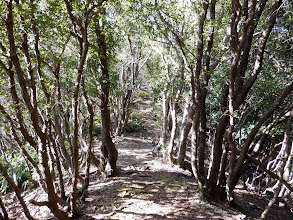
117, 183, 147, 198
2, 98, 265, 220
110, 198, 175, 219
120, 136, 151, 143
2, 185, 54, 219
157, 175, 186, 192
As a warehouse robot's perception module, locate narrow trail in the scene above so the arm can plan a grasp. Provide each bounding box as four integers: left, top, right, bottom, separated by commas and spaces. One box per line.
3, 97, 292, 219
2, 97, 245, 219
80, 98, 244, 220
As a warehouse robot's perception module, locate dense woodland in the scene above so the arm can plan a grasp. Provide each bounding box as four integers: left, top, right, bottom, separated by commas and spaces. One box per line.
0, 0, 292, 219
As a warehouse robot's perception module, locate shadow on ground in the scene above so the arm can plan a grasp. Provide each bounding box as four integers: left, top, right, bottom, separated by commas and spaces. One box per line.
79, 132, 244, 220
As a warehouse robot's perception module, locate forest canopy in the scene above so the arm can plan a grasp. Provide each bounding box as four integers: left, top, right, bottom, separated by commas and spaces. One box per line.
0, 0, 292, 219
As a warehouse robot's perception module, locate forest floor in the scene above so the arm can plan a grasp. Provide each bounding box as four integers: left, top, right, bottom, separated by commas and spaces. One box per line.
3, 97, 293, 219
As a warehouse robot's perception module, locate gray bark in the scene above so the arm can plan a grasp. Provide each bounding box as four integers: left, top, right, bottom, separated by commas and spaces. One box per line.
261, 113, 292, 219
159, 90, 169, 148
166, 101, 178, 162
177, 99, 195, 168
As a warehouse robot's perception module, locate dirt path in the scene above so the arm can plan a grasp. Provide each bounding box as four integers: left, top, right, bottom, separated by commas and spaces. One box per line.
4, 97, 292, 219
77, 98, 245, 219
80, 133, 245, 220
0, 97, 245, 219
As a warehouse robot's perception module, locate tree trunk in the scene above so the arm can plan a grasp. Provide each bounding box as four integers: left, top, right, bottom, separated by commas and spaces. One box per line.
261, 112, 292, 218
159, 90, 169, 149
166, 100, 178, 162
5, 2, 69, 218
39, 139, 69, 220
191, 111, 208, 199
0, 140, 18, 186
101, 105, 118, 176
0, 196, 9, 220
177, 100, 195, 168
53, 107, 72, 171
81, 76, 94, 190
0, 161, 35, 220
116, 90, 132, 135
96, 12, 118, 175
64, 0, 91, 215
48, 133, 66, 200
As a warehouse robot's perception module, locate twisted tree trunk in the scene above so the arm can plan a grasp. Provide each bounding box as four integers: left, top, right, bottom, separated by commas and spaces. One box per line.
96, 12, 118, 176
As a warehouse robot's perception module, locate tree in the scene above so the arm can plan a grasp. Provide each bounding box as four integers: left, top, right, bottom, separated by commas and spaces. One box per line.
139, 0, 293, 203
0, 0, 117, 218
0, 1, 292, 219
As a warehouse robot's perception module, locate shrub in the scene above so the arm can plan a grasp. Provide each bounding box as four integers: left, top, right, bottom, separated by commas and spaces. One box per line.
125, 110, 145, 133
0, 151, 32, 194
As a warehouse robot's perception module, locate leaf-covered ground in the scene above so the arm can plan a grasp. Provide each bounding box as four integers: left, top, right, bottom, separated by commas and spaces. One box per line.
2, 99, 293, 219
80, 133, 245, 220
